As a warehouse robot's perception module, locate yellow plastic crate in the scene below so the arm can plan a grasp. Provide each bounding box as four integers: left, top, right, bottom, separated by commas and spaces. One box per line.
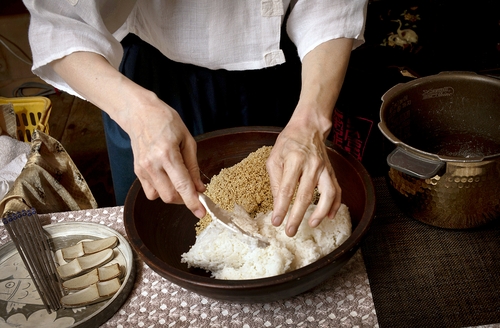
0, 96, 52, 142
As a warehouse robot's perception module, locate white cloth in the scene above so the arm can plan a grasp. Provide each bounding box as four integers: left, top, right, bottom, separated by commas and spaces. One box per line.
0, 135, 31, 200
23, 0, 367, 99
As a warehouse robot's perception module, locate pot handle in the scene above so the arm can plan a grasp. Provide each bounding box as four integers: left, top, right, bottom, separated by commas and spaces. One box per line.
387, 147, 445, 179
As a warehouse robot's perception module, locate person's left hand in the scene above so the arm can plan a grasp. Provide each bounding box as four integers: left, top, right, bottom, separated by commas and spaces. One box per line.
266, 117, 342, 237
266, 38, 353, 237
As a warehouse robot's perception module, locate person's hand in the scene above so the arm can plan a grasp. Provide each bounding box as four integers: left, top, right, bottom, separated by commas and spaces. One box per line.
125, 95, 207, 219
267, 38, 353, 237
267, 116, 342, 237
50, 52, 207, 219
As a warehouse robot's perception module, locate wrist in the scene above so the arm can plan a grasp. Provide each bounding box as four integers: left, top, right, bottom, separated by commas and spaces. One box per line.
289, 104, 333, 140
111, 82, 158, 132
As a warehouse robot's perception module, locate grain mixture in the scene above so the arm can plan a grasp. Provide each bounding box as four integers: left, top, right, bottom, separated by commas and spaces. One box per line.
196, 146, 273, 233
196, 145, 319, 234
182, 145, 352, 280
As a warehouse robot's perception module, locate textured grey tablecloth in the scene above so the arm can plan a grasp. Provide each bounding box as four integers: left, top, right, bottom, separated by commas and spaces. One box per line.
0, 206, 378, 327
3, 205, 500, 327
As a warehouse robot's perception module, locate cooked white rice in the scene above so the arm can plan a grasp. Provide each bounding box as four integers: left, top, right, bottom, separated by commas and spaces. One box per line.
181, 202, 351, 280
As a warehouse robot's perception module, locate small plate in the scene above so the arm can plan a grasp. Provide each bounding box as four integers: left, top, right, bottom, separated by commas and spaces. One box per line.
0, 222, 135, 327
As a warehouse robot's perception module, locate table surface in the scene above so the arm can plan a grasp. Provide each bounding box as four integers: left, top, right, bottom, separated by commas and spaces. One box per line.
1, 206, 499, 328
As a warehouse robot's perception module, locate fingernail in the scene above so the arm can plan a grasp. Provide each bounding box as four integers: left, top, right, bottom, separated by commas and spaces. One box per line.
310, 219, 320, 227
194, 209, 204, 219
272, 216, 281, 226
286, 225, 297, 236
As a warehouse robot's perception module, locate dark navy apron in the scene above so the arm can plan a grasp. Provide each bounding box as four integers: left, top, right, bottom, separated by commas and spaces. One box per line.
102, 27, 301, 205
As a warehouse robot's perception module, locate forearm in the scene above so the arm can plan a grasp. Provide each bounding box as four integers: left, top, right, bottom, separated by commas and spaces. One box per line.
50, 51, 159, 133
51, 51, 206, 214
291, 38, 353, 139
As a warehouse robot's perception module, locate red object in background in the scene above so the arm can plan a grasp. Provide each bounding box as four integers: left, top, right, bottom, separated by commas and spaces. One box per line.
332, 107, 374, 162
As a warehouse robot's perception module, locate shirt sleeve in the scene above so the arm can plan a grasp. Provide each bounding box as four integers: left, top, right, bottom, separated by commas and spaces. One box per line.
22, 0, 136, 98
287, 0, 368, 60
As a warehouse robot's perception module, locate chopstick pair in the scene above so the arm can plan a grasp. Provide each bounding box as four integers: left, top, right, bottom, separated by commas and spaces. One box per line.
2, 208, 64, 313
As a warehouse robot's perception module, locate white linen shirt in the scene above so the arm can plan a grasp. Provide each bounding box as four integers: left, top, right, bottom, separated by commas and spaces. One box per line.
23, 0, 367, 98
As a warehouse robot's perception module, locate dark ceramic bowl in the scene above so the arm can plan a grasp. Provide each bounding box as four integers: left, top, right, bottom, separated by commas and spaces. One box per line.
124, 127, 375, 303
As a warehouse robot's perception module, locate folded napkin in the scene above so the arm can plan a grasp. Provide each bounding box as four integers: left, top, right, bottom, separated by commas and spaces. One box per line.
0, 130, 97, 216
0, 135, 31, 200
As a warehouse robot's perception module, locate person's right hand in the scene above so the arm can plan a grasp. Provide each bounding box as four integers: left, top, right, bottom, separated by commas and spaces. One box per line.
125, 93, 207, 219
51, 51, 207, 219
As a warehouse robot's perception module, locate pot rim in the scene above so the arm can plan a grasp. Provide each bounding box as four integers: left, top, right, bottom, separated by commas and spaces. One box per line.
379, 71, 500, 163
379, 121, 500, 163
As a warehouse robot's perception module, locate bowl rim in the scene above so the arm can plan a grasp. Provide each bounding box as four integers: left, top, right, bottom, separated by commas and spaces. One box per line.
124, 127, 375, 289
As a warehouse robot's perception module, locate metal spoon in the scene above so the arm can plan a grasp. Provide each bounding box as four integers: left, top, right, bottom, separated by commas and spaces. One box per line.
198, 193, 269, 247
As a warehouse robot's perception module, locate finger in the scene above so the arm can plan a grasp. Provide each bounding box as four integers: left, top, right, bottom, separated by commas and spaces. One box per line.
182, 138, 206, 193
140, 177, 160, 200
328, 174, 342, 219
141, 167, 182, 203
266, 146, 282, 200
161, 149, 206, 220
180, 138, 207, 217
324, 166, 342, 220
285, 179, 316, 237
266, 154, 285, 226
134, 151, 181, 203
284, 156, 322, 236
267, 154, 302, 228
308, 169, 342, 227
307, 169, 335, 227
133, 143, 183, 203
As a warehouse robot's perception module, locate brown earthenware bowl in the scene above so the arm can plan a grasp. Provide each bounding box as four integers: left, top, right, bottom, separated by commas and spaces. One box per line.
124, 127, 375, 303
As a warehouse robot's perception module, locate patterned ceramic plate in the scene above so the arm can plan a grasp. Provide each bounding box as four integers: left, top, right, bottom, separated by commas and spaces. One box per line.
0, 222, 135, 327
